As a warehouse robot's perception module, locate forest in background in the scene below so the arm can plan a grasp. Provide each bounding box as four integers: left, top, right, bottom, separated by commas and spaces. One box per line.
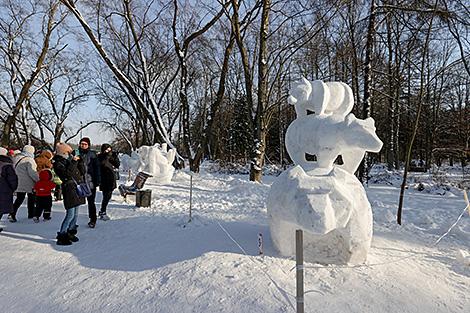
0, 0, 469, 182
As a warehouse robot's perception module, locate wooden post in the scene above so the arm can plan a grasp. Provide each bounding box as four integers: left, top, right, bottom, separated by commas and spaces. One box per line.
296, 229, 304, 313
188, 174, 193, 222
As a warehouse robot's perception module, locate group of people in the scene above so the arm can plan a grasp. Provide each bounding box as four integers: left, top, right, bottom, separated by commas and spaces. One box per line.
0, 137, 120, 246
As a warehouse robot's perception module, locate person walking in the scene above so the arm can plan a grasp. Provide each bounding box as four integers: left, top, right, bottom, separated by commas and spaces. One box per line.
9, 145, 39, 222
75, 137, 101, 228
53, 143, 86, 245
98, 144, 120, 221
33, 169, 56, 222
0, 147, 18, 232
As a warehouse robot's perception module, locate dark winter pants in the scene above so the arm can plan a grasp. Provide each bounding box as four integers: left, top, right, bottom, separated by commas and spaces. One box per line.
13, 192, 36, 218
100, 190, 113, 214
54, 184, 62, 201
35, 196, 53, 219
87, 187, 97, 223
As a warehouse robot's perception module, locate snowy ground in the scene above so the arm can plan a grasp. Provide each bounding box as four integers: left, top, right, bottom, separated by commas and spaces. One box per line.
0, 170, 469, 313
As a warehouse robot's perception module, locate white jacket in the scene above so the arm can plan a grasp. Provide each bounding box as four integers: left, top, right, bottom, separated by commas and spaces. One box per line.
14, 154, 39, 193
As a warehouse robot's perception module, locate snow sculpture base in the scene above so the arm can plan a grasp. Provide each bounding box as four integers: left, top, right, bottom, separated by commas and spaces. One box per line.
268, 166, 372, 265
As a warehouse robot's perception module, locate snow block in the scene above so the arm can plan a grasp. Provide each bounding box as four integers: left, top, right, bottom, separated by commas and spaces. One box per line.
267, 166, 372, 264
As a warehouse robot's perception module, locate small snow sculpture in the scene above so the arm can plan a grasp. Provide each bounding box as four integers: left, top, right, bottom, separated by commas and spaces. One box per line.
122, 144, 176, 184
267, 78, 383, 264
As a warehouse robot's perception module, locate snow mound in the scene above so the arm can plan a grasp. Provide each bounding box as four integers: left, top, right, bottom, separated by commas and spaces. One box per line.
200, 160, 283, 176
456, 249, 470, 266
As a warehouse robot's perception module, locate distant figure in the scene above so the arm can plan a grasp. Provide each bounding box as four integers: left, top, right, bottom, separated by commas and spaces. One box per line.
52, 168, 63, 201
33, 169, 56, 222
75, 137, 101, 228
0, 147, 18, 232
53, 143, 86, 245
10, 145, 39, 222
98, 144, 120, 221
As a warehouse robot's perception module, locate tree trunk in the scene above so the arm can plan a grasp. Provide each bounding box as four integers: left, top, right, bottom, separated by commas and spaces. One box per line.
249, 0, 271, 183
358, 0, 376, 183
385, 5, 395, 170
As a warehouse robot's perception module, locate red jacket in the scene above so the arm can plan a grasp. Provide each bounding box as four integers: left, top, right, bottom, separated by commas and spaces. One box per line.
34, 170, 56, 197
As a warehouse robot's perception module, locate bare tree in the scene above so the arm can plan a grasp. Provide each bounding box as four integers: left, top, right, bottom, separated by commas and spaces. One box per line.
29, 53, 94, 147
59, 0, 178, 153
397, 0, 440, 225
171, 0, 230, 170
0, 0, 64, 145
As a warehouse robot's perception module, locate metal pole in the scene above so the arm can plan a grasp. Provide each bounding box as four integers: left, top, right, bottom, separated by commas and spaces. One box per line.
189, 174, 193, 222
258, 233, 263, 255
296, 229, 304, 313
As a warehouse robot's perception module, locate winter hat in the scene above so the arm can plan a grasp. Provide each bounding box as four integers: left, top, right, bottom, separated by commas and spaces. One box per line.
79, 137, 91, 146
101, 143, 111, 154
56, 143, 73, 155
23, 145, 35, 155
0, 147, 8, 156
40, 150, 54, 159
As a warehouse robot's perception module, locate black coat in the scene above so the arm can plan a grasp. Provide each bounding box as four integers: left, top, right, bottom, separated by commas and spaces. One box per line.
98, 152, 120, 191
0, 155, 18, 215
53, 155, 86, 210
77, 148, 101, 188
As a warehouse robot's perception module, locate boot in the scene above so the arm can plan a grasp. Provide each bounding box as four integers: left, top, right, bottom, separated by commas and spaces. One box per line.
8, 213, 17, 223
99, 211, 110, 221
43, 211, 51, 220
67, 229, 79, 242
56, 232, 72, 245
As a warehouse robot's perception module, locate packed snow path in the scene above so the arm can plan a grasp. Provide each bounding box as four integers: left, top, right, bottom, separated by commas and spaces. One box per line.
0, 171, 468, 313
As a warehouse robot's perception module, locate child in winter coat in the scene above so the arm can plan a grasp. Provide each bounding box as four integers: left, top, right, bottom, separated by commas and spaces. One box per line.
0, 147, 18, 232
33, 169, 56, 222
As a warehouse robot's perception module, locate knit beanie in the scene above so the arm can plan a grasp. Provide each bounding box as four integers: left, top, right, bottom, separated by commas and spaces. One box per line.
23, 145, 35, 155
101, 143, 111, 154
41, 150, 54, 159
56, 143, 73, 156
0, 147, 8, 156
79, 137, 91, 146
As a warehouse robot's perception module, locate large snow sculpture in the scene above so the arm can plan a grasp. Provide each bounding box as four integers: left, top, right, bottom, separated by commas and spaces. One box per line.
121, 144, 176, 184
267, 78, 383, 264
120, 151, 141, 173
